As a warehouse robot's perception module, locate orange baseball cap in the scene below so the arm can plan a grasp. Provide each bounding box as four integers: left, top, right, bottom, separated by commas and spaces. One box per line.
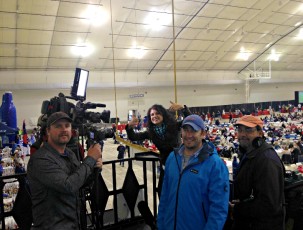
235, 115, 263, 128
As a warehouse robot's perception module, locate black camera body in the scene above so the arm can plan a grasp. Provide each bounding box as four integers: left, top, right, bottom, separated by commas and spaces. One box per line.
85, 122, 114, 147
72, 101, 110, 124
36, 68, 114, 156
39, 92, 113, 143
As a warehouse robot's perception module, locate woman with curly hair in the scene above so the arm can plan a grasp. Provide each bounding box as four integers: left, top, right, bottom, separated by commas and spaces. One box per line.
126, 102, 191, 196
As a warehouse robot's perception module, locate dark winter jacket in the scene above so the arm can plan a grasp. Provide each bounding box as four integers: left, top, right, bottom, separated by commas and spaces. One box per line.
232, 142, 285, 230
126, 108, 191, 165
27, 143, 96, 230
117, 145, 126, 159
291, 147, 301, 163
126, 122, 179, 165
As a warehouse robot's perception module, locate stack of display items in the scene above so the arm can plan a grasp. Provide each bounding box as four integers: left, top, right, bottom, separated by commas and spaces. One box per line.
0, 147, 25, 176
0, 146, 28, 229
2, 180, 19, 229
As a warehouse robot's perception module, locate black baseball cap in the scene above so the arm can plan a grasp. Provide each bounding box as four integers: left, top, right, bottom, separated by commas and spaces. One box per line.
47, 112, 72, 127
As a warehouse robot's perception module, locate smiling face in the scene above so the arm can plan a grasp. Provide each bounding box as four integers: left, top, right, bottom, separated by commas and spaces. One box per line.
181, 125, 204, 154
149, 108, 164, 126
47, 119, 72, 151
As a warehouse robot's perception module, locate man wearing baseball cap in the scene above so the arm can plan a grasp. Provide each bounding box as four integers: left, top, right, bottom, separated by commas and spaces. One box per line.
28, 112, 103, 229
230, 115, 285, 230
158, 115, 229, 230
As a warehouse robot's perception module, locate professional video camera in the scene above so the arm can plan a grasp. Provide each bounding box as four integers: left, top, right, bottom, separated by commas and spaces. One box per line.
71, 100, 114, 144
37, 68, 114, 145
72, 101, 110, 124
85, 122, 114, 146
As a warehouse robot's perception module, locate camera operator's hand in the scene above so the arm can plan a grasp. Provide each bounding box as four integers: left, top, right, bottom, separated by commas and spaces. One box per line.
87, 143, 102, 161
95, 158, 103, 169
128, 116, 139, 128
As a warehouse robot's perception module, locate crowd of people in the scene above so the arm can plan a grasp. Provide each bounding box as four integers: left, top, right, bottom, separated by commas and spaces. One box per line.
7, 102, 303, 230
125, 104, 303, 230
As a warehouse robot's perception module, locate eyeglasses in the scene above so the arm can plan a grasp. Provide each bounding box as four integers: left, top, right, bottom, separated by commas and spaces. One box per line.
236, 126, 257, 133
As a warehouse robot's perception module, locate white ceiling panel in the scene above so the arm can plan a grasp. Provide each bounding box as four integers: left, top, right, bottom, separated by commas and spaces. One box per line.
0, 45, 15, 56
0, 0, 303, 86
0, 13, 16, 28
0, 58, 15, 68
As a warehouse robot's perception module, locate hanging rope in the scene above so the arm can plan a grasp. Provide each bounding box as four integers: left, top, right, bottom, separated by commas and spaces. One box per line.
108, 0, 154, 153
171, 0, 179, 119
109, 0, 118, 127
171, 0, 177, 105
134, 0, 141, 113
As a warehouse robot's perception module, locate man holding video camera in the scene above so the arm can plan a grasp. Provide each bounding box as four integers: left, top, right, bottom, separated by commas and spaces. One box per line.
27, 112, 103, 230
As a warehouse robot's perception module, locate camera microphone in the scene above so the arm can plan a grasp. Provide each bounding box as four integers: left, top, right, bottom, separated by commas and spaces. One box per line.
95, 103, 106, 107
85, 102, 106, 109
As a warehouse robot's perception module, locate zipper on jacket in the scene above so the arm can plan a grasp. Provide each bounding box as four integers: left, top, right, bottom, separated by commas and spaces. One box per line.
173, 171, 183, 230
172, 144, 211, 230
202, 203, 207, 222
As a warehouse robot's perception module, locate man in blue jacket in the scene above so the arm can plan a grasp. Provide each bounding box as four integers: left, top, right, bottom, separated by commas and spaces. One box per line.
157, 114, 229, 230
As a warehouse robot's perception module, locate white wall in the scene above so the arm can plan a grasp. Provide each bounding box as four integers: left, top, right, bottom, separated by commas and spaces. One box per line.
1, 81, 302, 129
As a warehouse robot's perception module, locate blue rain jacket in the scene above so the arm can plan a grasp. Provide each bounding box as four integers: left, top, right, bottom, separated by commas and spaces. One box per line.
157, 141, 230, 230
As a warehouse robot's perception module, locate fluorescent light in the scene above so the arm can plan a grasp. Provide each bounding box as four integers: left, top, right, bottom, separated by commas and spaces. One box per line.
237, 47, 250, 60
296, 28, 303, 39
265, 43, 271, 48
128, 46, 147, 59
268, 49, 280, 61
71, 43, 94, 57
82, 5, 108, 26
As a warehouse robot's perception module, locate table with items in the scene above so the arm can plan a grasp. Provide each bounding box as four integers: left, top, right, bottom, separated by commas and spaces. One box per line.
0, 146, 29, 229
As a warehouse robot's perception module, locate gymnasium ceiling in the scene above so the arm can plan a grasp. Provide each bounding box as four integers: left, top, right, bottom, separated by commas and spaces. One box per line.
1, 0, 303, 80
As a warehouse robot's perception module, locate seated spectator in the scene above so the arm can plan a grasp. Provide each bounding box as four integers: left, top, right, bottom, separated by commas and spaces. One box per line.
297, 141, 303, 154
289, 143, 301, 163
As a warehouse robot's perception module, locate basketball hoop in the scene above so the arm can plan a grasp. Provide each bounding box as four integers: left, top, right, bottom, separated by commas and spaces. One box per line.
238, 60, 271, 80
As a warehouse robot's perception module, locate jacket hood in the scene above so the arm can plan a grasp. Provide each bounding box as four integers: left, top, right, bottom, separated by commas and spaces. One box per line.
197, 140, 216, 162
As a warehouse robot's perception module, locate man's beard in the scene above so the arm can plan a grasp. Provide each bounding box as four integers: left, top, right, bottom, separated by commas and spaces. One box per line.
239, 140, 254, 153
54, 135, 70, 145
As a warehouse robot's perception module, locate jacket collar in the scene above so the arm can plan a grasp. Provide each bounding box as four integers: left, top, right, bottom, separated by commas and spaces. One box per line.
246, 142, 272, 159
177, 139, 214, 163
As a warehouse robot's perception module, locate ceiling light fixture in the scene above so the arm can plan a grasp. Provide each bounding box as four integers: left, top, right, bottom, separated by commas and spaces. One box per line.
265, 43, 271, 48
295, 22, 301, 27
237, 47, 250, 60
268, 49, 280, 61
128, 43, 147, 59
296, 28, 303, 39
71, 43, 94, 57
82, 5, 109, 26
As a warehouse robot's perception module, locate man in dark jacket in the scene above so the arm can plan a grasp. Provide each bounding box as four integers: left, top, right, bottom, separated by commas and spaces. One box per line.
230, 115, 285, 230
289, 143, 301, 163
117, 143, 126, 166
27, 112, 103, 230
